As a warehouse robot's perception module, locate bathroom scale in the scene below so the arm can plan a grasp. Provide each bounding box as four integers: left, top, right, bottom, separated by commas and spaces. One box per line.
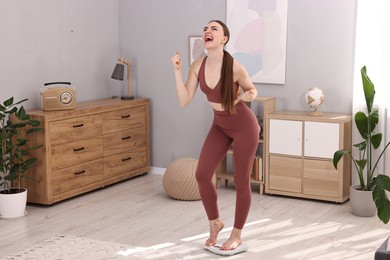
205, 244, 249, 256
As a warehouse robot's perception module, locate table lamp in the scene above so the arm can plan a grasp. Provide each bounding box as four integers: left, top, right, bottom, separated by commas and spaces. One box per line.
111, 57, 134, 100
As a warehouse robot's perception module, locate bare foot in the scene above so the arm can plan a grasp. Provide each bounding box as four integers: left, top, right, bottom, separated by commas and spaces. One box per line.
205, 218, 224, 247
220, 228, 242, 250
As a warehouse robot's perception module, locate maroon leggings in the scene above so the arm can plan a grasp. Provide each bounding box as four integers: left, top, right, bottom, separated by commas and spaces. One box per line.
195, 101, 259, 229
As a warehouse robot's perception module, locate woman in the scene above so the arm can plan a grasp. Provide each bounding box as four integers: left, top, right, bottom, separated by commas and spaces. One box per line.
171, 20, 259, 251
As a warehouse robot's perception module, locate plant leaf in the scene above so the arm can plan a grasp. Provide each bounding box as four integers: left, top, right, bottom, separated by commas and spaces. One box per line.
3, 97, 14, 107
371, 174, 390, 224
361, 66, 376, 113
353, 141, 367, 151
356, 159, 367, 170
22, 158, 37, 168
4, 166, 18, 181
371, 133, 382, 149
355, 111, 368, 139
17, 106, 27, 120
368, 110, 379, 132
26, 127, 42, 134
6, 106, 17, 115
333, 150, 350, 169
27, 119, 41, 127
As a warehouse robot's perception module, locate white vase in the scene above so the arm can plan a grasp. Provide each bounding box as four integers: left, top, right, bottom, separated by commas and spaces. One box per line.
349, 185, 376, 217
0, 188, 27, 218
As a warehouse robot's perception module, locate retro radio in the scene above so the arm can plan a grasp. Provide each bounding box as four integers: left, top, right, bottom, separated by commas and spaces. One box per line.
41, 82, 76, 111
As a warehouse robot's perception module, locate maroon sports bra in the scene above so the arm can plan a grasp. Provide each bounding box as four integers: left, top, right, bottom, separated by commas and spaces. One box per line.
199, 56, 239, 103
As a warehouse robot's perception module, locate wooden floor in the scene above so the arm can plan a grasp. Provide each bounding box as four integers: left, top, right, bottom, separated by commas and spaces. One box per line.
0, 173, 388, 259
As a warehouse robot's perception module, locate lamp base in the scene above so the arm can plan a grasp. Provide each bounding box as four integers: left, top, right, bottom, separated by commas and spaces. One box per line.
121, 96, 135, 100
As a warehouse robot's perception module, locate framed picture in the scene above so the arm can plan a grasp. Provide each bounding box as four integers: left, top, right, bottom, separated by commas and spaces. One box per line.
189, 36, 207, 64
227, 0, 289, 84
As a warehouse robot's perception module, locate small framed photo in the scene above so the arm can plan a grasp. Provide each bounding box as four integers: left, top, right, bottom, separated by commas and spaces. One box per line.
189, 36, 207, 64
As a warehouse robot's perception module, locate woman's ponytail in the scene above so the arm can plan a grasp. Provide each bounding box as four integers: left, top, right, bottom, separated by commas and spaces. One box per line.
221, 50, 235, 115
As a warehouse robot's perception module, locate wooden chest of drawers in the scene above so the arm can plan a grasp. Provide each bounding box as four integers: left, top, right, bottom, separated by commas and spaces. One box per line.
23, 98, 150, 205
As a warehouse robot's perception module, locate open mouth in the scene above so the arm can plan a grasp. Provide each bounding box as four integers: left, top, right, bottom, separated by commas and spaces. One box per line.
205, 35, 213, 42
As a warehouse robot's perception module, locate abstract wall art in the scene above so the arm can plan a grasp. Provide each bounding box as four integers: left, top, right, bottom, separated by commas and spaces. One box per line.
189, 36, 207, 65
227, 0, 289, 84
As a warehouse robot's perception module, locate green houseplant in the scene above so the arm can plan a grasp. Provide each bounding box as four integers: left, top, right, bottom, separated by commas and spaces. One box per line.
0, 97, 41, 218
333, 66, 390, 224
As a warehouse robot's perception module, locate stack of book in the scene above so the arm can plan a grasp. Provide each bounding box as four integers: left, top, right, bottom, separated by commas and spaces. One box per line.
251, 155, 263, 181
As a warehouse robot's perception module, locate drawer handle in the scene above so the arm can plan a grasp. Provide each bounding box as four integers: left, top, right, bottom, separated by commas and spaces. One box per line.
73, 147, 85, 152
122, 157, 132, 162
74, 170, 86, 175
121, 114, 131, 119
122, 136, 131, 140
73, 123, 84, 128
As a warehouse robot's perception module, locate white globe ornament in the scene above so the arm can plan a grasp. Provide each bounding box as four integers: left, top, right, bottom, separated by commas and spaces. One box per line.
305, 87, 325, 116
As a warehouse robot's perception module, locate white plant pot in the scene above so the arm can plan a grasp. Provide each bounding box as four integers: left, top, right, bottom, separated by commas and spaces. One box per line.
0, 188, 27, 219
349, 185, 376, 217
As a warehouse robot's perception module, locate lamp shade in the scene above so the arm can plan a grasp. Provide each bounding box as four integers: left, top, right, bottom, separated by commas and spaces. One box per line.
111, 63, 125, 80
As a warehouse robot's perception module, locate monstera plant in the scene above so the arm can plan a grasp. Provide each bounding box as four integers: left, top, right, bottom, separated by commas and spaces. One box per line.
333, 66, 390, 224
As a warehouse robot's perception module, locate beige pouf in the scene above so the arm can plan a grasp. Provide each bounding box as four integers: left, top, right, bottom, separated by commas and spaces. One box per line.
163, 158, 206, 201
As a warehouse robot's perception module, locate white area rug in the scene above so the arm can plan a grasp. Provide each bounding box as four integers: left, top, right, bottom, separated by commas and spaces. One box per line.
1, 235, 213, 260
1, 235, 132, 260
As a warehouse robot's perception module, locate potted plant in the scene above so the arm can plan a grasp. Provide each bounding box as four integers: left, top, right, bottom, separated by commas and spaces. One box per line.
333, 66, 390, 224
0, 97, 41, 218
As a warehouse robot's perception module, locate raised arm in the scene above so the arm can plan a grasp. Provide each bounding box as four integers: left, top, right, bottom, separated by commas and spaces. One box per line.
171, 51, 200, 107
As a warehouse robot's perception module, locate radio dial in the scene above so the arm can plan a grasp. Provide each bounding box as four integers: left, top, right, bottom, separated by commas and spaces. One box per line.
60, 92, 73, 105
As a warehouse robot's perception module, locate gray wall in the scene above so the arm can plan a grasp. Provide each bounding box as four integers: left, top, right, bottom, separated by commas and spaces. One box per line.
119, 0, 357, 168
0, 0, 357, 169
0, 0, 120, 107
